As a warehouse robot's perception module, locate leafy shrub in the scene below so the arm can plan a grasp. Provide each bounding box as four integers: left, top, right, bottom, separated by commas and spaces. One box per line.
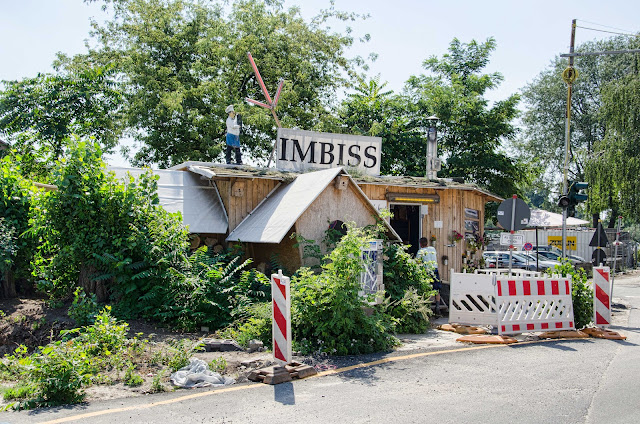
123, 364, 144, 387
165, 339, 204, 372
24, 344, 87, 407
383, 243, 435, 332
217, 302, 272, 348
1, 308, 150, 409
386, 288, 433, 334
291, 225, 398, 355
209, 357, 227, 373
3, 385, 35, 401
152, 248, 269, 331
547, 260, 593, 329
68, 287, 100, 326
0, 218, 17, 273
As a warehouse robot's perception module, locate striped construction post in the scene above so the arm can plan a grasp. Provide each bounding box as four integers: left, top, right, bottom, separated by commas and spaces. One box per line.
271, 270, 292, 365
593, 266, 611, 327
496, 277, 575, 335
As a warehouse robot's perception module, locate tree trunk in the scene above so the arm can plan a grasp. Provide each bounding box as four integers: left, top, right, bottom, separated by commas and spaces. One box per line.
1, 269, 17, 299
79, 265, 108, 302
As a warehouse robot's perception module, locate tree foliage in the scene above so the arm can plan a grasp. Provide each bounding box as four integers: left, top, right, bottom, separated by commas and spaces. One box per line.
403, 38, 524, 198
516, 36, 640, 217
338, 76, 424, 175
0, 67, 122, 160
68, 0, 368, 167
587, 72, 640, 219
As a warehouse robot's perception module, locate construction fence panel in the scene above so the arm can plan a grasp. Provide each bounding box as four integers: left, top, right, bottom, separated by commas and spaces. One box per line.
496, 277, 575, 335
449, 272, 499, 327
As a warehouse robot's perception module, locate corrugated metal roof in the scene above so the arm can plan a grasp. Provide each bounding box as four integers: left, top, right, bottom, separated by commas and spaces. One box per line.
110, 167, 228, 234
226, 167, 344, 243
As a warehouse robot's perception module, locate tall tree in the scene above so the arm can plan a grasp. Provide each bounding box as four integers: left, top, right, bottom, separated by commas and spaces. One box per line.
338, 76, 423, 175
404, 38, 523, 198
71, 0, 368, 167
515, 35, 640, 215
0, 66, 123, 160
587, 72, 640, 222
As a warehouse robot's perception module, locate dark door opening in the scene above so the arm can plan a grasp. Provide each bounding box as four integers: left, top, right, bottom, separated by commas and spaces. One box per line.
390, 204, 420, 256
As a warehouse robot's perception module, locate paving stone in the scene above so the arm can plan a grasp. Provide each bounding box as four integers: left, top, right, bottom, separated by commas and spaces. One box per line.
582, 327, 627, 340
538, 330, 589, 339
456, 334, 518, 344
202, 339, 244, 352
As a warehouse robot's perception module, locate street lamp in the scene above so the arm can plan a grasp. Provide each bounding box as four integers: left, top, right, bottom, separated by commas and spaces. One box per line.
426, 115, 440, 179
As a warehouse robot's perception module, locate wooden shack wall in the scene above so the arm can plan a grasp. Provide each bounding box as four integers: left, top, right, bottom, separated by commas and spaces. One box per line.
358, 184, 487, 278
245, 228, 302, 275
296, 179, 379, 268
215, 178, 281, 233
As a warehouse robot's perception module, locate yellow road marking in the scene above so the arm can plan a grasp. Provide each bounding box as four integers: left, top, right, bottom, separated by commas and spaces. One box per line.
41, 342, 514, 424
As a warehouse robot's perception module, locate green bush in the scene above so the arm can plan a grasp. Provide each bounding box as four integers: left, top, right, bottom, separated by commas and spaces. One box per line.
218, 302, 272, 348
68, 287, 100, 326
383, 243, 435, 333
1, 308, 150, 409
291, 225, 398, 355
547, 260, 593, 329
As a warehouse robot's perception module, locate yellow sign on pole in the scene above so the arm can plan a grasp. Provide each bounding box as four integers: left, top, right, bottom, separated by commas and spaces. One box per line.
548, 236, 577, 251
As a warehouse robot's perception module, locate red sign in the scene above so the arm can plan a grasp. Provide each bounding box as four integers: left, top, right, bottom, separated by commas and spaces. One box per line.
523, 242, 533, 251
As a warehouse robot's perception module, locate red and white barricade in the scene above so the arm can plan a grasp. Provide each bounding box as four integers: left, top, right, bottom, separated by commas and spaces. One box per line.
593, 266, 611, 327
496, 277, 575, 335
271, 270, 292, 365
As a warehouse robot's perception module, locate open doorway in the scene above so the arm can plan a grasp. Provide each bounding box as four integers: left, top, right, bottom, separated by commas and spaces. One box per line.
390, 204, 421, 256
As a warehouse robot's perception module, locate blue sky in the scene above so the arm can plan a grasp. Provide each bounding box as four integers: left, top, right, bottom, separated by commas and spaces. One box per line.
1, 0, 639, 166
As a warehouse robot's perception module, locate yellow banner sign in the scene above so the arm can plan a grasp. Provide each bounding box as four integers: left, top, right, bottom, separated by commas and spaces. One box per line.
548, 236, 577, 251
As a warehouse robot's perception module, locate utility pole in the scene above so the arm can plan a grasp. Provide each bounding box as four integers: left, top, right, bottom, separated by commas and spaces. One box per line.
561, 19, 578, 259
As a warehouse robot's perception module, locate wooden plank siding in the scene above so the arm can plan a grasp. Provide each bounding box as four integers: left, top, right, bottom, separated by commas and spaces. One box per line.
358, 183, 492, 277
214, 178, 280, 233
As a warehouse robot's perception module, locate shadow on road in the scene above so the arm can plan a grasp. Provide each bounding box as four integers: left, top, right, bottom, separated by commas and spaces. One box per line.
274, 381, 295, 405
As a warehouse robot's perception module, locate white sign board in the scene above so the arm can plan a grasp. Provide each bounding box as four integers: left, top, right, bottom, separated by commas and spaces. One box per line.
276, 128, 382, 176
500, 233, 524, 246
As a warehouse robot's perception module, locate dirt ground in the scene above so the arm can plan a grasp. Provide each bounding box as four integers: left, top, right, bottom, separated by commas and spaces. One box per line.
0, 297, 282, 404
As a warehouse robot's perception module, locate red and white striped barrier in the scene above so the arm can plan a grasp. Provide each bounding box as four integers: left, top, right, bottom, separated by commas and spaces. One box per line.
271, 270, 292, 365
593, 266, 611, 327
496, 278, 575, 335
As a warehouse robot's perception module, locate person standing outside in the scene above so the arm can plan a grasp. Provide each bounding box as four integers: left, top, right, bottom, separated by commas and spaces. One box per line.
416, 237, 443, 309
225, 105, 242, 165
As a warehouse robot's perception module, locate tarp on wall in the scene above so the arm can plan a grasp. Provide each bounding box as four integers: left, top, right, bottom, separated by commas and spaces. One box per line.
110, 167, 228, 234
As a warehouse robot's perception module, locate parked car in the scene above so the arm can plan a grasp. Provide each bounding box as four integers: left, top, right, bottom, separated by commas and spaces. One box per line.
534, 250, 585, 264
482, 251, 533, 270
515, 253, 561, 271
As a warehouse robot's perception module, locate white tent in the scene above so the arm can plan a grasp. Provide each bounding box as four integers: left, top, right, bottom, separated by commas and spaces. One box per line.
527, 209, 589, 228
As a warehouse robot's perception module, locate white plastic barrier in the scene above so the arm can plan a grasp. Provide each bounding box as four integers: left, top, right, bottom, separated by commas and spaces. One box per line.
475, 268, 542, 278
593, 266, 611, 327
496, 277, 575, 335
449, 272, 499, 327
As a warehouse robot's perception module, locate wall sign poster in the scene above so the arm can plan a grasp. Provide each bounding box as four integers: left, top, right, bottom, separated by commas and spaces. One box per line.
276, 128, 382, 176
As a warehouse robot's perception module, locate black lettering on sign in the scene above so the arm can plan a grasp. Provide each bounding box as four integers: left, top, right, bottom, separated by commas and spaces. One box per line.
347, 145, 361, 166
337, 143, 346, 165
292, 139, 316, 163
320, 142, 335, 165
364, 146, 377, 168
279, 138, 288, 161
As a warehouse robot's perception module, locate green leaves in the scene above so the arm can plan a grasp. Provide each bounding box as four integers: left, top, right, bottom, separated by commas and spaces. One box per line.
0, 67, 123, 161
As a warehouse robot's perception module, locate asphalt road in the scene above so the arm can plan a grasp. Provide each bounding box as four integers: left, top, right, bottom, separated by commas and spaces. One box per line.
6, 272, 640, 424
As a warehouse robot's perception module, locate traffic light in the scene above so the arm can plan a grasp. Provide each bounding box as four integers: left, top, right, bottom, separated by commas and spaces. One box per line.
565, 181, 588, 217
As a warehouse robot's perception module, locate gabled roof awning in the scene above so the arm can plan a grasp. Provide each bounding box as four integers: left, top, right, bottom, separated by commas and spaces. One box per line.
226, 167, 401, 243
110, 167, 228, 234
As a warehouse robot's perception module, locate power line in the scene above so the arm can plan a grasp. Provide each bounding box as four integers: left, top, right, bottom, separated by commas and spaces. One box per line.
577, 19, 636, 35
576, 25, 639, 38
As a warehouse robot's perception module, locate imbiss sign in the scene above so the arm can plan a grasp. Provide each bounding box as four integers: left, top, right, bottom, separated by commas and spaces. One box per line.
276, 128, 381, 176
